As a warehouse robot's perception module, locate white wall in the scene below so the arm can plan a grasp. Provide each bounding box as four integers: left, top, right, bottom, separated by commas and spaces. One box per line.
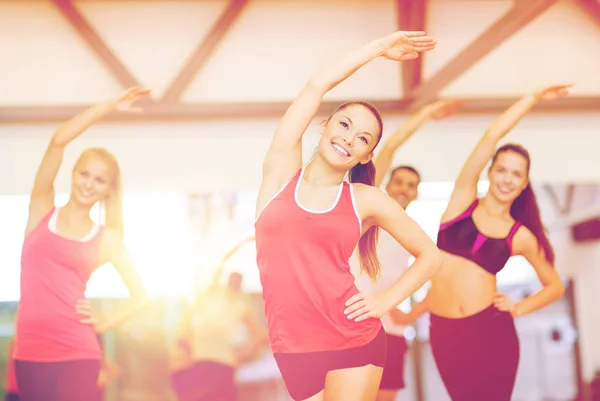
2, 112, 600, 196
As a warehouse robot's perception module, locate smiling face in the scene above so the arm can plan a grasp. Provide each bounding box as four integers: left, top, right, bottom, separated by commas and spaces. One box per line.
316, 103, 383, 172
488, 146, 530, 204
70, 151, 116, 208
386, 167, 420, 209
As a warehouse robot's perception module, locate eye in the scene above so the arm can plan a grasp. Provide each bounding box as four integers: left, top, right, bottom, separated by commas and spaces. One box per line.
358, 135, 368, 144
80, 171, 89, 177
339, 121, 349, 129
95, 177, 106, 184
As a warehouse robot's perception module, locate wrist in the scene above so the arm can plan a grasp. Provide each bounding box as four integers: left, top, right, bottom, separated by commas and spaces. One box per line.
511, 303, 522, 318
368, 37, 387, 59
95, 319, 109, 334
379, 291, 399, 314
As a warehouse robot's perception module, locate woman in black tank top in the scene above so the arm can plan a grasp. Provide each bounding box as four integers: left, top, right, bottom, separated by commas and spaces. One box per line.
394, 85, 569, 401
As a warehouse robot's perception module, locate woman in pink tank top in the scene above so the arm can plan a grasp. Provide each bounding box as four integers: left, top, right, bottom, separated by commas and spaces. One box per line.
255, 31, 443, 401
14, 87, 149, 401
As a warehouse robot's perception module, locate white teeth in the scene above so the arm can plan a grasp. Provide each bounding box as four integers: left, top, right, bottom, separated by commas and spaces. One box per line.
332, 143, 350, 156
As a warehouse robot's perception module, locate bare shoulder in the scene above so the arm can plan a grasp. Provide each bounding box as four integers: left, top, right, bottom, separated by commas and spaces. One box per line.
99, 228, 124, 261
351, 183, 393, 219
352, 182, 386, 201
512, 224, 537, 255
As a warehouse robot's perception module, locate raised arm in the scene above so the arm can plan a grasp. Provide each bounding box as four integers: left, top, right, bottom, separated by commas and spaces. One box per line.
345, 185, 442, 321
257, 31, 436, 217
25, 87, 150, 235
444, 84, 571, 218
374, 99, 463, 186
209, 236, 255, 289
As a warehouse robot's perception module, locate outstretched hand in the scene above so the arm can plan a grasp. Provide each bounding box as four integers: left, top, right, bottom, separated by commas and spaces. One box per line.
378, 31, 436, 61
111, 86, 151, 112
535, 84, 572, 101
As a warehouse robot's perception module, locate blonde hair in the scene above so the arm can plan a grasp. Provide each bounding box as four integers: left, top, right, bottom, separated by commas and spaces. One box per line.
74, 147, 124, 236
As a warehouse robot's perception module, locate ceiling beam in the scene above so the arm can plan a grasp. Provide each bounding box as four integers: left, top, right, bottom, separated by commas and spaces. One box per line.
577, 0, 600, 28
161, 0, 249, 103
0, 97, 597, 123
396, 0, 428, 96
408, 0, 558, 110
50, 0, 144, 90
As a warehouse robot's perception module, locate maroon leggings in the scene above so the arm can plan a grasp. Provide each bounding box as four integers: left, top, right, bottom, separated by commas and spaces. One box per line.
430, 305, 520, 401
14, 359, 101, 401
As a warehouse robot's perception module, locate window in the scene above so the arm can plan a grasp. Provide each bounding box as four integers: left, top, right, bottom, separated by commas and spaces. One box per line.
0, 193, 192, 301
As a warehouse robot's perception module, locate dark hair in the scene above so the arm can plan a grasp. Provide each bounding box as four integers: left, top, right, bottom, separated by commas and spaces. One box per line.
328, 101, 384, 279
389, 165, 421, 184
491, 144, 555, 264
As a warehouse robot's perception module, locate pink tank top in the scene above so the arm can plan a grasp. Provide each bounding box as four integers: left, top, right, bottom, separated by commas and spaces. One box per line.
255, 169, 382, 353
14, 208, 104, 362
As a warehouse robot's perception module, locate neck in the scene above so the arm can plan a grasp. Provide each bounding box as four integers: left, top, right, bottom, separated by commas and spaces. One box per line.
61, 199, 94, 223
480, 195, 512, 219
304, 156, 347, 186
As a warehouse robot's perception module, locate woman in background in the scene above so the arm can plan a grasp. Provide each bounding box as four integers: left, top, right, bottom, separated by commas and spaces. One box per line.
14, 87, 149, 401
172, 237, 267, 401
393, 84, 570, 400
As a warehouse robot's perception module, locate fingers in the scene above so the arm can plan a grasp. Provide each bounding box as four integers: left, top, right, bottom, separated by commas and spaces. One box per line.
346, 305, 369, 320
79, 316, 97, 325
402, 52, 419, 61
344, 299, 366, 316
354, 310, 377, 322
403, 31, 426, 37
76, 304, 93, 315
408, 43, 436, 53
345, 293, 364, 307
410, 36, 436, 44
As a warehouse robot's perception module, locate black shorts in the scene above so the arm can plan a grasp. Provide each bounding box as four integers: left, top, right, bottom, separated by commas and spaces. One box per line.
273, 327, 387, 401
379, 333, 408, 390
14, 359, 101, 401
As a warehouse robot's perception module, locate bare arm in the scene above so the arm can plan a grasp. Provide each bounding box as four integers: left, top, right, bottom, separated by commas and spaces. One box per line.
444, 84, 572, 220
209, 236, 255, 289
389, 294, 429, 325
257, 31, 436, 217
374, 99, 463, 187
509, 228, 564, 317
25, 87, 150, 236
346, 186, 442, 321
96, 230, 148, 332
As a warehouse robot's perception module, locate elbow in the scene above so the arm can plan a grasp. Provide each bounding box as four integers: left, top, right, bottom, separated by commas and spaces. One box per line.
305, 78, 330, 97
50, 136, 68, 149
428, 248, 443, 276
554, 281, 566, 300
